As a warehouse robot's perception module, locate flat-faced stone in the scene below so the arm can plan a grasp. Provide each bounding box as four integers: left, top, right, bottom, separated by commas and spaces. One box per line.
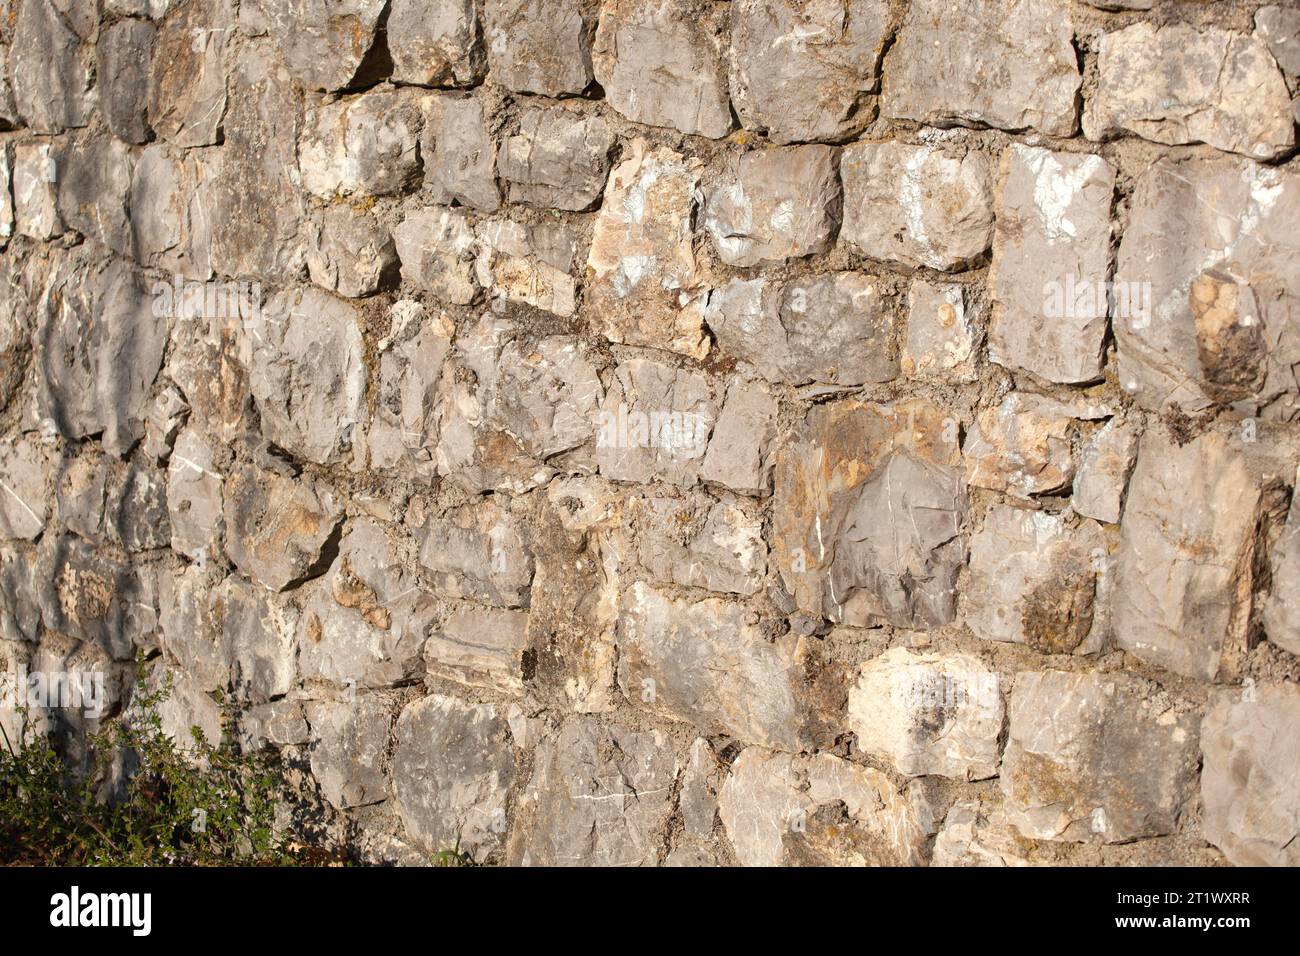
147, 0, 230, 147
299, 90, 423, 199
304, 695, 391, 810
223, 464, 343, 592
962, 392, 1098, 499
699, 379, 778, 497
0, 435, 52, 541
393, 207, 478, 305
365, 308, 453, 483
424, 606, 530, 695
388, 0, 483, 87
166, 427, 223, 560
1071, 417, 1138, 525
475, 218, 579, 316
10, 0, 94, 132
483, 0, 595, 96
498, 108, 613, 212
902, 279, 977, 382
421, 94, 500, 212
419, 499, 534, 608
251, 0, 387, 91
630, 496, 766, 596
306, 206, 397, 298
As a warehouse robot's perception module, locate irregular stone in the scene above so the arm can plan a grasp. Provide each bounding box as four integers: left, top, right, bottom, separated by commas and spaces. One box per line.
1085, 22, 1294, 161
223, 464, 343, 592
0, 47, 17, 130
252, 0, 387, 91
988, 146, 1115, 384
498, 108, 613, 212
882, 0, 1081, 137
130, 146, 194, 272
166, 427, 223, 561
10, 0, 94, 132
507, 719, 677, 866
1200, 683, 1300, 867
592, 0, 732, 138
585, 142, 709, 359
1112, 430, 1266, 682
903, 279, 977, 382
680, 738, 723, 839
1114, 157, 1300, 418
217, 576, 298, 704
1256, 6, 1300, 77
298, 90, 423, 199
421, 94, 500, 212
388, 0, 483, 88
1264, 490, 1300, 656
393, 695, 516, 860
393, 207, 478, 305
37, 534, 148, 660
932, 797, 1032, 867
238, 699, 310, 750
132, 662, 223, 751
483, 0, 595, 96
365, 308, 454, 483
0, 436, 51, 541
162, 285, 254, 445
0, 150, 11, 246
730, 0, 890, 145
424, 606, 530, 695
962, 392, 1096, 499
707, 273, 897, 387
55, 133, 133, 255
418, 499, 534, 608
249, 288, 367, 465
109, 466, 170, 552
304, 695, 391, 810
475, 218, 579, 316
617, 582, 827, 751
595, 358, 716, 487
848, 647, 1003, 780
699, 379, 778, 497
1001, 670, 1201, 843
158, 566, 227, 691
12, 143, 63, 240
773, 399, 967, 629
147, 0, 230, 147
964, 506, 1106, 653
1072, 418, 1138, 524
306, 206, 398, 298
56, 456, 107, 541
718, 748, 927, 866
630, 496, 766, 596
841, 142, 994, 271
97, 17, 155, 144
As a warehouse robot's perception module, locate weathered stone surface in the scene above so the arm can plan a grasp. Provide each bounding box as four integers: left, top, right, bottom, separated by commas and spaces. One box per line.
218, 576, 298, 704
419, 499, 534, 608
963, 392, 1098, 499
849, 647, 1003, 780
585, 142, 709, 359
475, 218, 578, 316
499, 108, 613, 212
56, 456, 107, 542
393, 207, 477, 305
304, 695, 391, 810
223, 464, 343, 592
238, 700, 310, 750
97, 17, 154, 144
630, 496, 766, 596
394, 694, 516, 859
903, 279, 977, 382
774, 399, 967, 629
965, 506, 1106, 653
592, 0, 731, 138
988, 146, 1115, 385
1257, 6, 1300, 77
166, 427, 223, 560
1001, 671, 1201, 843
388, 0, 483, 87
618, 582, 827, 751
10, 0, 94, 132
37, 534, 150, 660
0, 436, 51, 541
1114, 157, 1300, 418
680, 738, 723, 839
730, 0, 889, 145
55, 133, 133, 255
0, 150, 12, 246
1112, 430, 1265, 682
421, 94, 500, 212
1085, 22, 1294, 161
707, 273, 897, 386
932, 797, 1032, 867
306, 206, 397, 299
595, 359, 716, 487
252, 0, 386, 91
147, 0, 230, 147
703, 145, 841, 267
425, 606, 530, 695
162, 286, 254, 445
882, 0, 1081, 137
13, 143, 63, 240
718, 748, 927, 866
698, 379, 777, 498
507, 718, 677, 866
131, 662, 222, 751
299, 91, 423, 199
158, 567, 227, 691
0, 47, 17, 130
1264, 491, 1300, 656
483, 0, 595, 96
130, 146, 192, 272
365, 308, 453, 482
1072, 418, 1138, 525
841, 142, 994, 271
1201, 683, 1300, 867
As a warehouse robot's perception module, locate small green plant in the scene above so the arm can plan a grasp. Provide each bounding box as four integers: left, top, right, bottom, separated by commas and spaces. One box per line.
430, 838, 477, 868
0, 664, 301, 866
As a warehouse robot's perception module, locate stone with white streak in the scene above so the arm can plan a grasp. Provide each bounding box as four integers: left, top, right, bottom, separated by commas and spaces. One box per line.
483, 0, 595, 96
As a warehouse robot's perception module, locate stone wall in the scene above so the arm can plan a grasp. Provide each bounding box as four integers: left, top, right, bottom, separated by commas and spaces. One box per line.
1, 0, 1299, 867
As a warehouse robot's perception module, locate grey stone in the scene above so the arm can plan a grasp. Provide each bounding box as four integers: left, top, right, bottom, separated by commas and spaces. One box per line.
0, 149, 11, 246
12, 142, 62, 240
730, 0, 889, 145
882, 0, 1081, 137
592, 0, 732, 138
1071, 418, 1138, 525
703, 145, 841, 267
498, 108, 613, 212
0, 46, 17, 130
365, 308, 453, 483
238, 699, 310, 750
1257, 6, 1300, 77
306, 206, 397, 298
586, 142, 710, 359
218, 576, 298, 704
424, 606, 530, 695
421, 94, 500, 212
166, 427, 223, 561
305, 695, 391, 810
36, 534, 149, 659
1201, 683, 1300, 867
419, 499, 533, 608
131, 661, 223, 751
630, 495, 767, 596
483, 0, 595, 96
932, 797, 1032, 867
718, 748, 927, 866
507, 718, 677, 866
474, 218, 579, 316
97, 17, 155, 144
0, 436, 51, 541
108, 466, 170, 552
393, 694, 516, 859
393, 207, 478, 305
299, 90, 423, 199
706, 273, 898, 387
1085, 22, 1294, 161
849, 647, 1003, 780
988, 146, 1115, 385
252, 0, 387, 91
680, 738, 723, 839
10, 0, 94, 132
249, 288, 367, 466
964, 506, 1106, 653
55, 134, 133, 255
699, 379, 778, 497
146, 0, 230, 147
1264, 491, 1300, 656
57, 456, 107, 541
1001, 671, 1201, 843
902, 279, 978, 382
388, 0, 483, 88
130, 146, 193, 272
841, 142, 994, 272
223, 464, 343, 592
158, 566, 227, 692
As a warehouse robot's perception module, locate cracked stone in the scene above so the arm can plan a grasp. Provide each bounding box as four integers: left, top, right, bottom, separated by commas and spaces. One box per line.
393, 207, 478, 305
388, 0, 483, 88
306, 206, 398, 299
305, 695, 391, 810
498, 108, 613, 212
424, 606, 530, 695
223, 463, 343, 592
630, 495, 767, 596
419, 498, 534, 608
421, 94, 500, 212
1071, 417, 1138, 525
